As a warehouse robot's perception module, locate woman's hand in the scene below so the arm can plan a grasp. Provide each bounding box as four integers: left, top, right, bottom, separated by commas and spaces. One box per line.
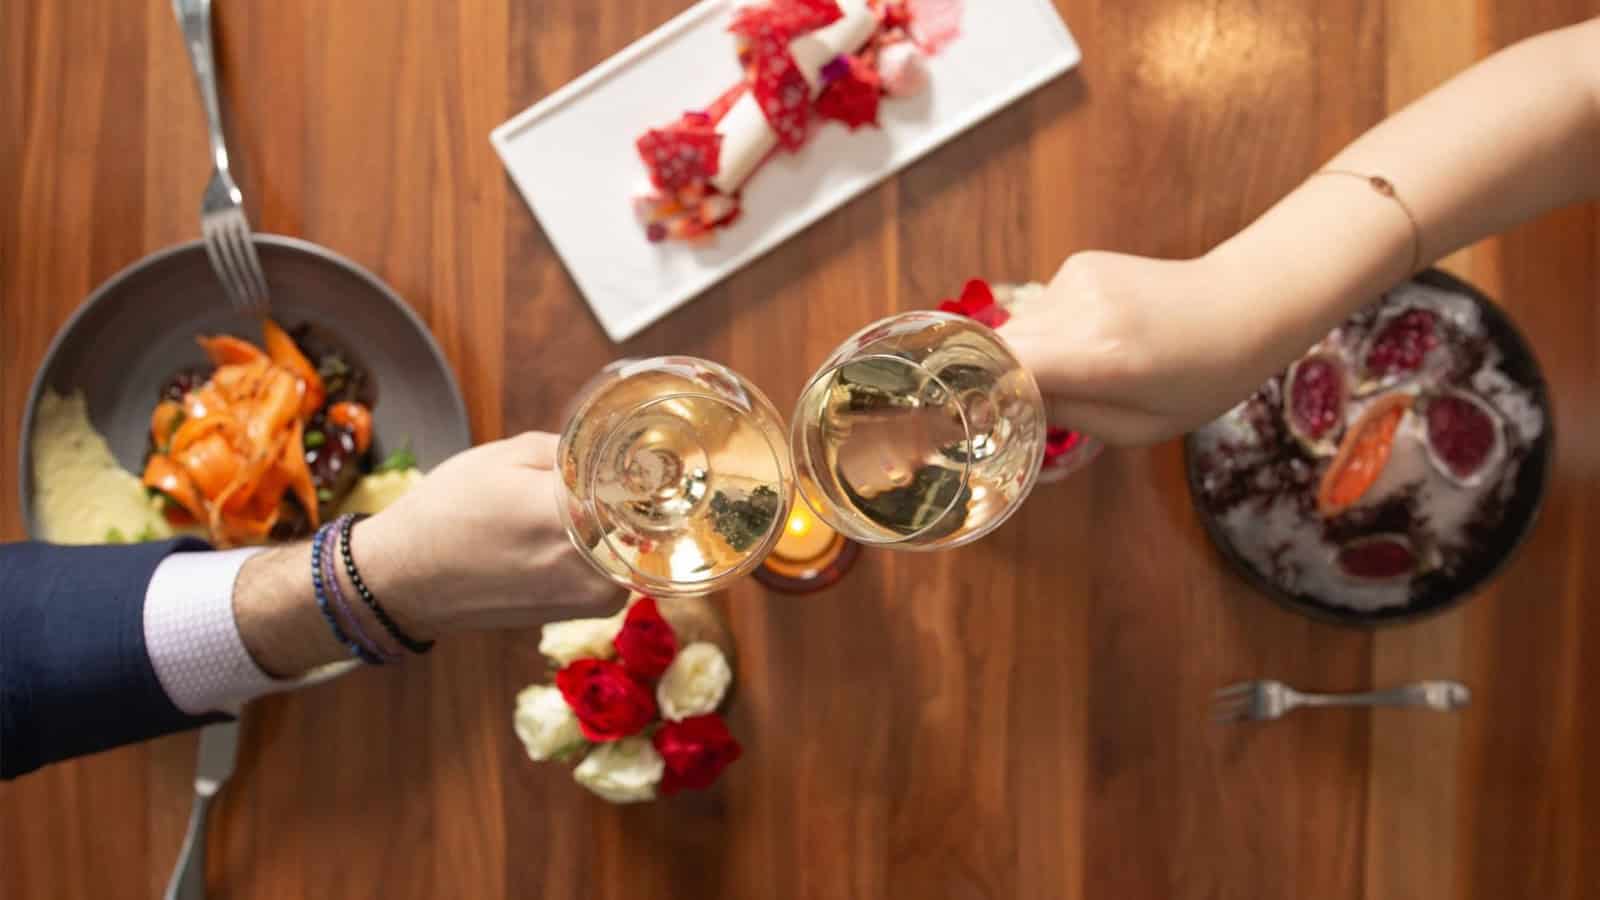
358, 432, 622, 638
999, 251, 1299, 447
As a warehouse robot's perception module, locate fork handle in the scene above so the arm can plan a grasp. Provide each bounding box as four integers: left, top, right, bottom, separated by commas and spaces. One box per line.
172, 0, 232, 175
164, 792, 213, 900
1296, 680, 1471, 711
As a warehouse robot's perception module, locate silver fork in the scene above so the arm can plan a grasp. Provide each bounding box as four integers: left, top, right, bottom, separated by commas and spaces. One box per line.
1212, 679, 1470, 723
174, 0, 271, 317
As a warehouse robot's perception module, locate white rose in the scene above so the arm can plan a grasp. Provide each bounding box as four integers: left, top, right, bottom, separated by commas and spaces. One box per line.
656, 642, 732, 722
512, 685, 586, 762
573, 737, 663, 804
539, 613, 623, 666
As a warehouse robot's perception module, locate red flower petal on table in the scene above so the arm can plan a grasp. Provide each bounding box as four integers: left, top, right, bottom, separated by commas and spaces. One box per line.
815, 54, 882, 130
612, 597, 679, 680
937, 278, 1009, 327
636, 123, 722, 192
555, 659, 658, 742
1043, 427, 1082, 466
653, 714, 744, 795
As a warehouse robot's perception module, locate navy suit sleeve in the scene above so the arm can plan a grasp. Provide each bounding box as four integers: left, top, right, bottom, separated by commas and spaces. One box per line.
1, 539, 231, 780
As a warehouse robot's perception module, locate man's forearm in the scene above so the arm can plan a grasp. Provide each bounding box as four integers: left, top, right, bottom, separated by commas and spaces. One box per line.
232, 521, 439, 678
1210, 18, 1600, 371
232, 543, 349, 678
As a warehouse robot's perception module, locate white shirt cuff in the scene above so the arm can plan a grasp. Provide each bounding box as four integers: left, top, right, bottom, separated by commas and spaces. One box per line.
143, 547, 281, 715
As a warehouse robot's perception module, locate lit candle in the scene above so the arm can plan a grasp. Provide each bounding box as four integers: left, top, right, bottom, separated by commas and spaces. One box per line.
771, 503, 837, 563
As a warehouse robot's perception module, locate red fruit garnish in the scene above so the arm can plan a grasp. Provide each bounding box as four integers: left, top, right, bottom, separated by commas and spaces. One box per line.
732, 2, 834, 149
1423, 390, 1503, 484
880, 2, 912, 29
1365, 309, 1439, 378
1285, 354, 1347, 450
1336, 534, 1418, 580
815, 54, 882, 130
636, 124, 722, 192
1316, 393, 1411, 517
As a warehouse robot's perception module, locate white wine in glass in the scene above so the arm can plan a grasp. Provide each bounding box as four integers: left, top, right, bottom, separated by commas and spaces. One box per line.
557, 357, 794, 596
791, 312, 1046, 548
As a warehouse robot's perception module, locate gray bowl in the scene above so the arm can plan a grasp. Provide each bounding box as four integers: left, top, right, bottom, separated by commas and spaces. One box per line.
20, 235, 471, 539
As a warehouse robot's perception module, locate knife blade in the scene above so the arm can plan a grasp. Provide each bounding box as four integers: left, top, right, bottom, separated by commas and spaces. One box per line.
194, 719, 240, 796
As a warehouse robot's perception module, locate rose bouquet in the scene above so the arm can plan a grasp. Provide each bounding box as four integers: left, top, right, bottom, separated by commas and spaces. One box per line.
513, 595, 742, 803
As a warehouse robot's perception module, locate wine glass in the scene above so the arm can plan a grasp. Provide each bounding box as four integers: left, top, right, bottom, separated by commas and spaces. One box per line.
790, 311, 1047, 549
556, 357, 794, 597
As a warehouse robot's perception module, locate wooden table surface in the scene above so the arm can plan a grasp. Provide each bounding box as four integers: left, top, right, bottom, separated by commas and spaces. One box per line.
5, 1, 1599, 897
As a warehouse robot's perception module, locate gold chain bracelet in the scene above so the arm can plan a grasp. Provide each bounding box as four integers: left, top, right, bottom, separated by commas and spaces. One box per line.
1312, 169, 1423, 274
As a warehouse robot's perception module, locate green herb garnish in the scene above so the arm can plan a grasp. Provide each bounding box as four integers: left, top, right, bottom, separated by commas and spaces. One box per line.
317, 355, 350, 379
136, 525, 159, 543
708, 485, 781, 552
304, 429, 326, 449
105, 527, 126, 544
374, 441, 417, 473
317, 487, 334, 503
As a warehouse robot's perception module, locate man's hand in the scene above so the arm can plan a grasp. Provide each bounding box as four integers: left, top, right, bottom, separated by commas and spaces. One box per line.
234, 433, 621, 677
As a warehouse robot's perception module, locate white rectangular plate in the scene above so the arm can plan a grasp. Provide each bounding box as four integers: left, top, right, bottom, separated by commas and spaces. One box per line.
492, 0, 1081, 342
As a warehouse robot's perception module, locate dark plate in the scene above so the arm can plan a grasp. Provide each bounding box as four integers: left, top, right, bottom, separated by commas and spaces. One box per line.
20, 235, 472, 539
1183, 269, 1554, 627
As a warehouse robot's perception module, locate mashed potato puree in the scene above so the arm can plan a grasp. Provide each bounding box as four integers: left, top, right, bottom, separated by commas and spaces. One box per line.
31, 389, 421, 544
31, 390, 178, 544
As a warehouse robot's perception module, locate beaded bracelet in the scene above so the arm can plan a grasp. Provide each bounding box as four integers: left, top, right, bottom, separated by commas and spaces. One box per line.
338, 513, 435, 655
320, 517, 397, 664
311, 522, 383, 665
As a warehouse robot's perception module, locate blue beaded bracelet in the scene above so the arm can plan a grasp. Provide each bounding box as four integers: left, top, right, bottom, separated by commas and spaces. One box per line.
320, 518, 396, 664
311, 522, 382, 665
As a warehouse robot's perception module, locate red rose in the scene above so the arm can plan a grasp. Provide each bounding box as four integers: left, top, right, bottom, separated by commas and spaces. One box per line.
652, 714, 744, 795
816, 55, 882, 130
612, 597, 679, 680
555, 659, 657, 742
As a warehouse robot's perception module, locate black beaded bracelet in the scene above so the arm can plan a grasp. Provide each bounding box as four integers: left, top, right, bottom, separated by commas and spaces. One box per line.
338, 513, 435, 655
311, 522, 382, 665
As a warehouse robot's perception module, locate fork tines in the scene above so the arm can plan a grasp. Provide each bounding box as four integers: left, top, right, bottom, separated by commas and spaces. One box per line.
202, 209, 270, 316
1211, 681, 1260, 723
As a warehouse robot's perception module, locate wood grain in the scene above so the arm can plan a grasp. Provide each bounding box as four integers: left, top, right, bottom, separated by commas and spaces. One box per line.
4, 1, 1599, 898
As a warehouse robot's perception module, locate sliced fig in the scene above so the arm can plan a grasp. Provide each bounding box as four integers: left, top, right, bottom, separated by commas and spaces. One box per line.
1336, 534, 1418, 582
1362, 308, 1440, 387
1421, 389, 1505, 487
1316, 393, 1412, 517
1284, 354, 1348, 455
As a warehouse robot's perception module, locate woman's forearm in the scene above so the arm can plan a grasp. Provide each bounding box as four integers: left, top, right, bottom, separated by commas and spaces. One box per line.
1210, 17, 1600, 368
